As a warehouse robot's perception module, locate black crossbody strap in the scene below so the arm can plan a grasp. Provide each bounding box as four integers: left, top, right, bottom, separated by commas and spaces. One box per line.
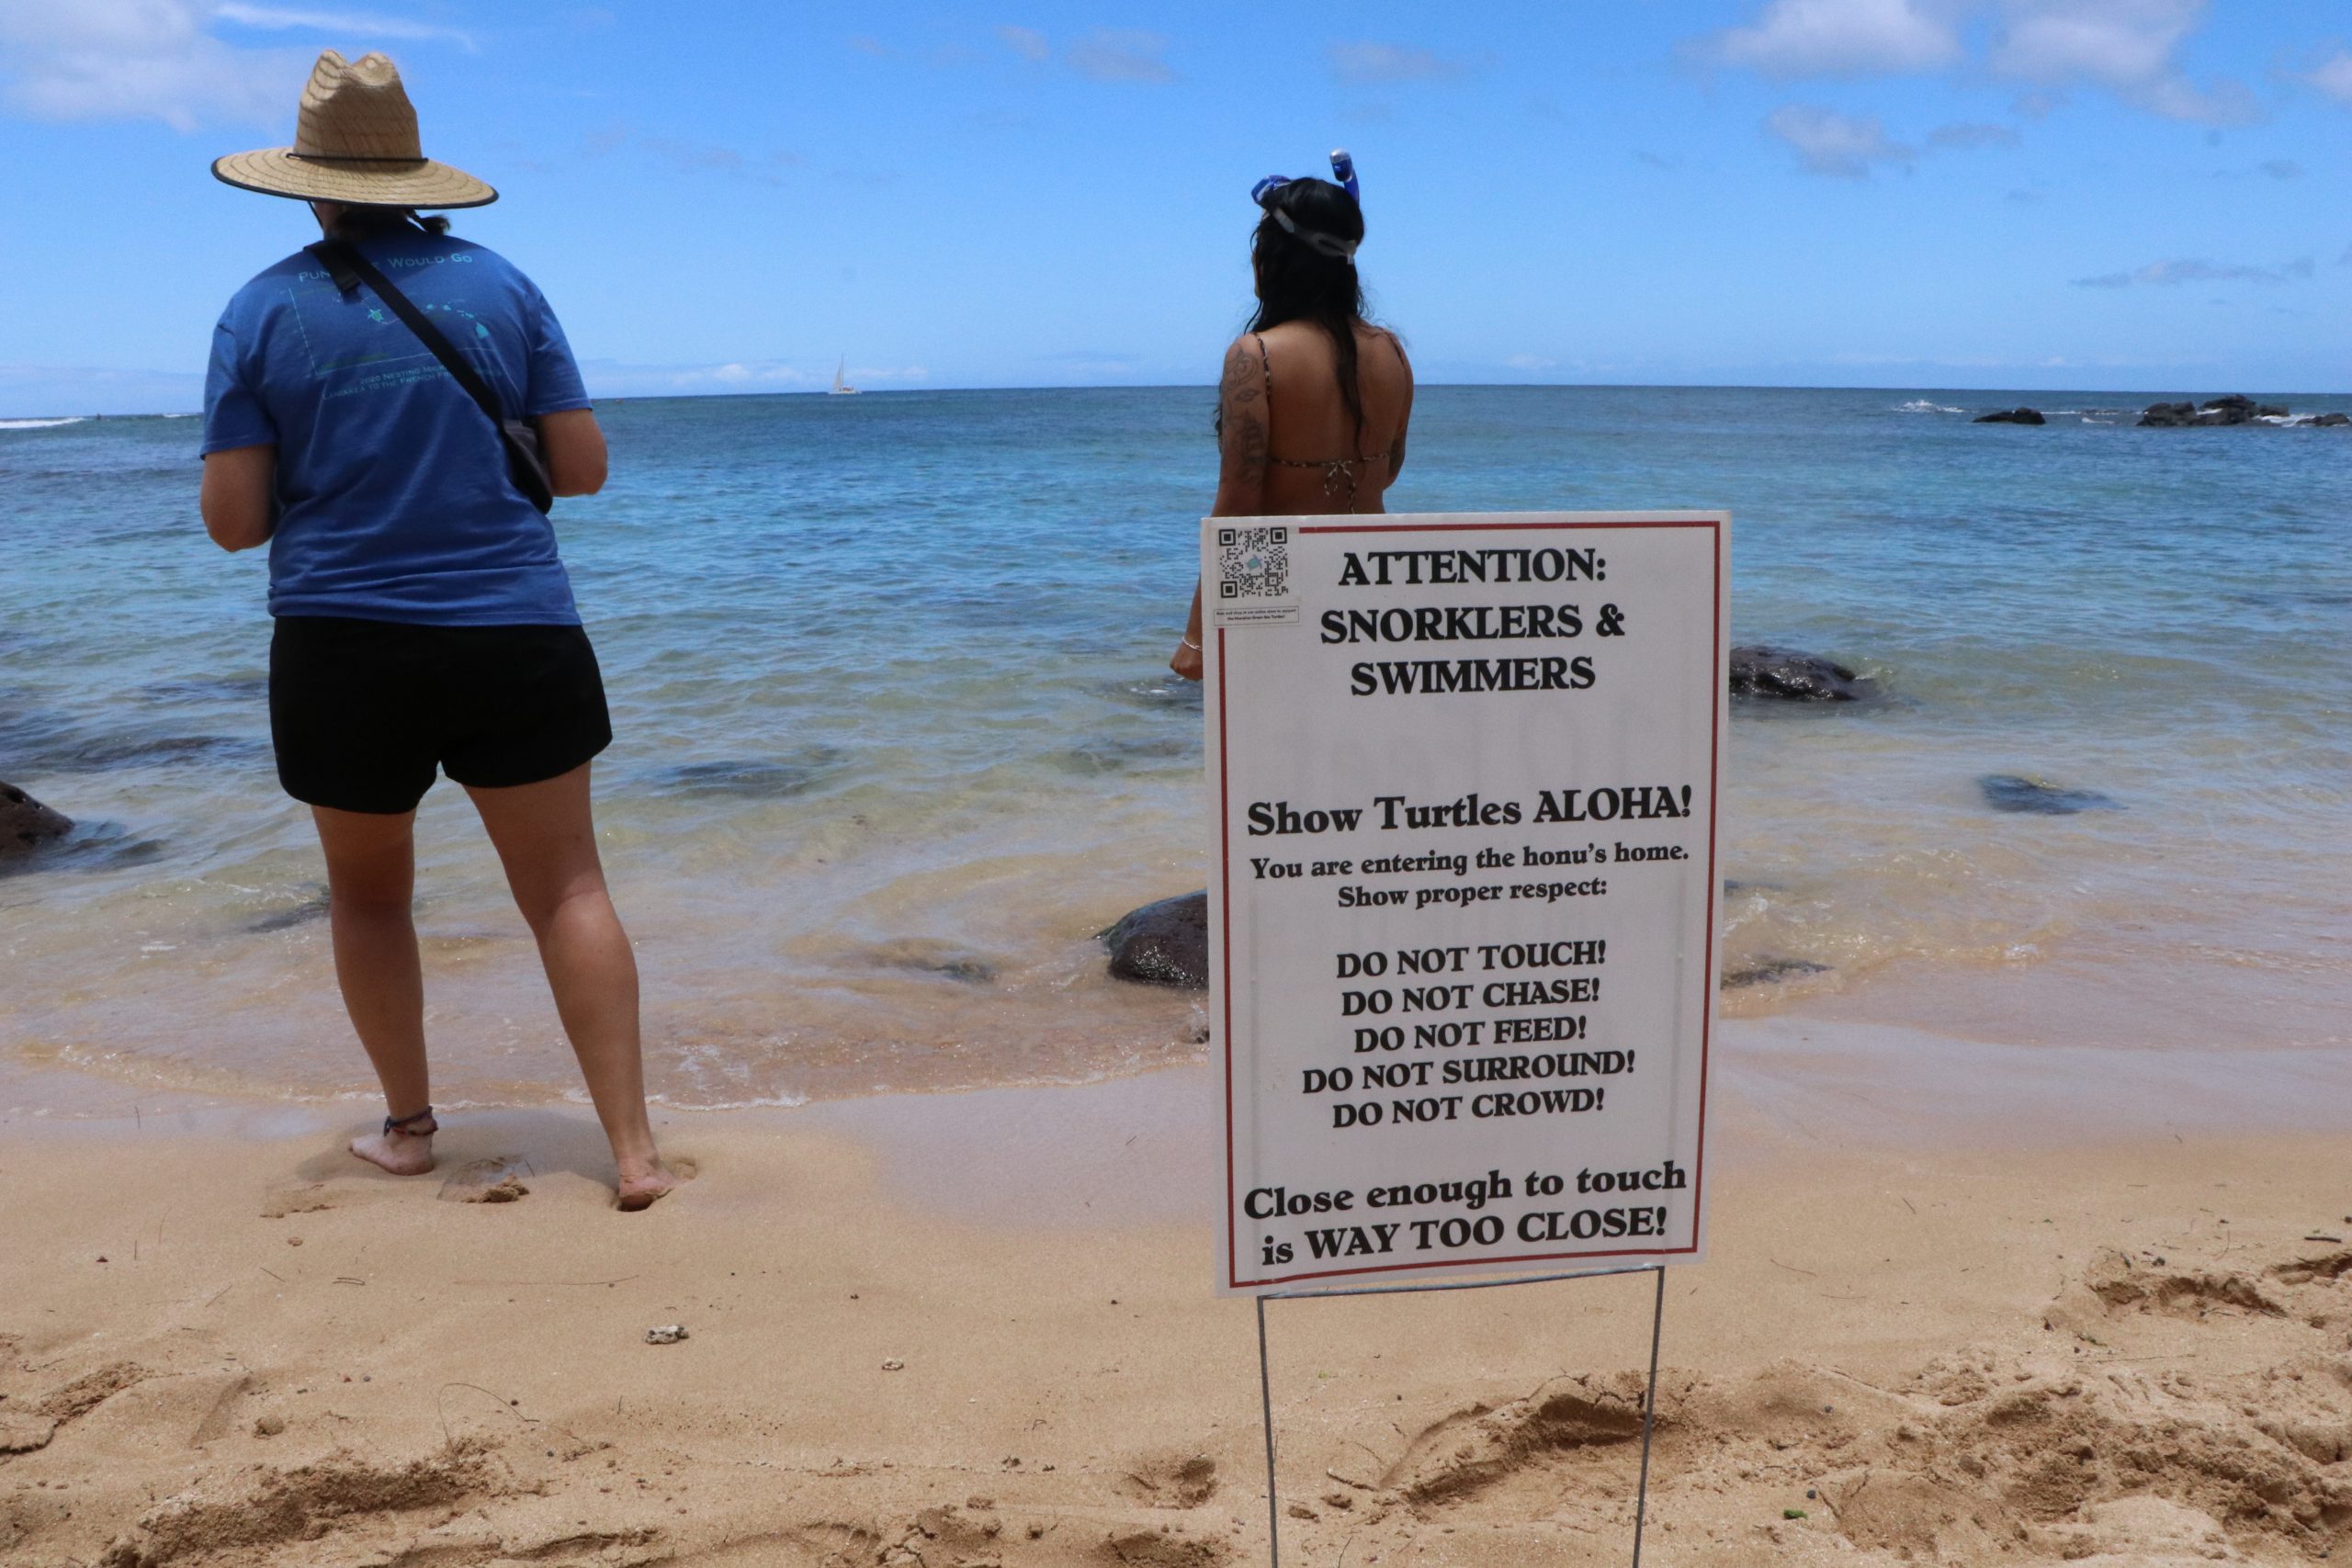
308, 239, 512, 427
307, 238, 555, 513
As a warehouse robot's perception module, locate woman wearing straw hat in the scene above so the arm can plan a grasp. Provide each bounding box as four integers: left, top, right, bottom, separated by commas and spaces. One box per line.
200, 50, 677, 1210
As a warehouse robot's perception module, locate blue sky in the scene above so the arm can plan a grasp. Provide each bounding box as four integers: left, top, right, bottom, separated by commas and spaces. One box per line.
3, 0, 2349, 414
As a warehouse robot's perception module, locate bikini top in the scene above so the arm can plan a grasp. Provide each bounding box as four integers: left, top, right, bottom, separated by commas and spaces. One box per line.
1253, 331, 1396, 513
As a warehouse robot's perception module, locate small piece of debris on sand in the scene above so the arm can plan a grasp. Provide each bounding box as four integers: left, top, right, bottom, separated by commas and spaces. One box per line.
644, 1325, 688, 1345
881, 1358, 906, 1371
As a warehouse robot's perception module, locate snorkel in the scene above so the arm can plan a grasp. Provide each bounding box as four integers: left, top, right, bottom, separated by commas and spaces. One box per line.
1329, 149, 1359, 202
1251, 150, 1363, 263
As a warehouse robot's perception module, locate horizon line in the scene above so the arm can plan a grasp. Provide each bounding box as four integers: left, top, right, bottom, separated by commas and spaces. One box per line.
11, 379, 2352, 423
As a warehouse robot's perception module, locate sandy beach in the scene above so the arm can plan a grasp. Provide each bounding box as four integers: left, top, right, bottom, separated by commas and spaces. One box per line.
8, 1002, 2350, 1568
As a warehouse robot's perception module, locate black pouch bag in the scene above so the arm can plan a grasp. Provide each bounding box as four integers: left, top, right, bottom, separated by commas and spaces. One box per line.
306, 238, 557, 513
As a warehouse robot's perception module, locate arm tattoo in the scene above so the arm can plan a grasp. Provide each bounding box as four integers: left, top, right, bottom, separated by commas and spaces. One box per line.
1229, 410, 1268, 482
1221, 340, 1261, 404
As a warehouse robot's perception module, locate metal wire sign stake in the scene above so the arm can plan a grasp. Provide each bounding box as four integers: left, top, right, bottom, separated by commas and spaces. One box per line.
1200, 513, 1727, 1565
1254, 1262, 1669, 1568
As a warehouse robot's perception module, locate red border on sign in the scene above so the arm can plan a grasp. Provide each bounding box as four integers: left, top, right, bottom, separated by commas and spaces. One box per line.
1220, 517, 1723, 1291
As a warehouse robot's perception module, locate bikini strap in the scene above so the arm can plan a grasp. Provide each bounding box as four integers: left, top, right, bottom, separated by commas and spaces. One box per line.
1252, 333, 1273, 400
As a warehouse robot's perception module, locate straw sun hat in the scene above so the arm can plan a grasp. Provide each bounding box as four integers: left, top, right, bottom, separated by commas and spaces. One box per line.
212, 50, 495, 209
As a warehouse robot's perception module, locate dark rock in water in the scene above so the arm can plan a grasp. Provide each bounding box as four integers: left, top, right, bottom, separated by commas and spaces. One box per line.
1722, 958, 1830, 989
2308, 412, 2350, 427
247, 889, 331, 932
1978, 774, 2123, 815
652, 749, 844, 799
1102, 891, 1208, 990
139, 673, 269, 705
1973, 408, 2045, 425
2139, 396, 2289, 429
65, 734, 264, 770
0, 819, 166, 878
1728, 646, 1876, 704
1, 781, 73, 856
865, 938, 999, 986
1056, 734, 1198, 775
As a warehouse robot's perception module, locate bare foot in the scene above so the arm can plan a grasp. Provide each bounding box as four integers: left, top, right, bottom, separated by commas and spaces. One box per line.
616, 1156, 682, 1213
349, 1119, 436, 1176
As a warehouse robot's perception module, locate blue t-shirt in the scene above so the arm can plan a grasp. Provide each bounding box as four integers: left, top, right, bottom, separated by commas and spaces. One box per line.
202, 230, 592, 625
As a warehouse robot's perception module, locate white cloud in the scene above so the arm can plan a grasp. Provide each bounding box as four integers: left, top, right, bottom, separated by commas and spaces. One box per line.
581, 360, 929, 398
1699, 0, 2256, 124
1065, 28, 1173, 83
994, 25, 1048, 63
0, 0, 465, 130
1765, 104, 1914, 176
2303, 48, 2352, 106
1703, 0, 1962, 77
1988, 0, 2253, 124
2073, 256, 2313, 288
1042, 354, 1144, 378
1990, 0, 2188, 83
985, 25, 1172, 84
1328, 41, 1469, 85
1925, 119, 2020, 149
0, 0, 292, 129
211, 4, 472, 49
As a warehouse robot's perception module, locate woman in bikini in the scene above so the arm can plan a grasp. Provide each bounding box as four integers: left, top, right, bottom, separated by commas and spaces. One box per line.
1170, 154, 1413, 682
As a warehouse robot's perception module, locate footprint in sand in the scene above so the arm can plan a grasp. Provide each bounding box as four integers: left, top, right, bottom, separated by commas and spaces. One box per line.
1118, 1450, 1219, 1508
261, 1179, 403, 1218
437, 1156, 534, 1204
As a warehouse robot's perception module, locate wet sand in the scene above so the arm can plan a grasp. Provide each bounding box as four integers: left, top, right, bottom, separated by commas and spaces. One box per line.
6, 1007, 2351, 1568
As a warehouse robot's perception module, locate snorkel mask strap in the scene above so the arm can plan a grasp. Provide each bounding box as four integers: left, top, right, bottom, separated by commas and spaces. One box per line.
1252, 149, 1363, 262
1270, 206, 1359, 263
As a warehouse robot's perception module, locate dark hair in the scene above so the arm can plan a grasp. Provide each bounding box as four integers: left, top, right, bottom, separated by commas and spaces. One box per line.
1248, 178, 1371, 443
328, 206, 451, 240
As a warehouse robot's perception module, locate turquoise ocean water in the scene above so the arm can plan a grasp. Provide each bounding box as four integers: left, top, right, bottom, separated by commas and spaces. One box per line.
3, 387, 2346, 1112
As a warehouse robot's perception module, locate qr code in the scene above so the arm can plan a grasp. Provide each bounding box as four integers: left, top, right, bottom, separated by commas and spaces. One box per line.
1216, 525, 1290, 600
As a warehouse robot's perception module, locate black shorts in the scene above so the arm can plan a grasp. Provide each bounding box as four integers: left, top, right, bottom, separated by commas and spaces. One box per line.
269, 616, 613, 814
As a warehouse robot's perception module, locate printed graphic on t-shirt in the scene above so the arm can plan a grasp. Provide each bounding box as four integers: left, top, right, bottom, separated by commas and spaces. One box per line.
284, 252, 505, 401
201, 234, 593, 626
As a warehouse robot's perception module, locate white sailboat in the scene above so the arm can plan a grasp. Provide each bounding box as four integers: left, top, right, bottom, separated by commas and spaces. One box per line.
829, 356, 860, 396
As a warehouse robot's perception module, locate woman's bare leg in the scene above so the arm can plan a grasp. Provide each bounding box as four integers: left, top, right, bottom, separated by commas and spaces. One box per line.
313, 805, 437, 1175
464, 762, 674, 1209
